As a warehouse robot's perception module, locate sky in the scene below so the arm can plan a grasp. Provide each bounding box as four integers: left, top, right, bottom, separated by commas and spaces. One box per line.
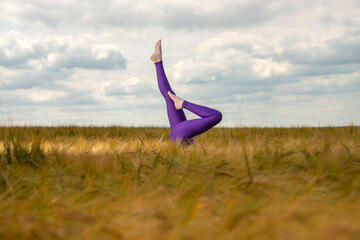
0, 0, 359, 127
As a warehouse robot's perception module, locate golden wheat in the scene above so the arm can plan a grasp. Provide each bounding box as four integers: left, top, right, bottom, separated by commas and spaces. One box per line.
0, 126, 359, 240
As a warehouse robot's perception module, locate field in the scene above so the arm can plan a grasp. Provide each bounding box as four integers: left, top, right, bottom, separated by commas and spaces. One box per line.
0, 126, 359, 240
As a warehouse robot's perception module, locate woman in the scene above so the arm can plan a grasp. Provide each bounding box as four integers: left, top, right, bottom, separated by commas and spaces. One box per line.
150, 40, 222, 144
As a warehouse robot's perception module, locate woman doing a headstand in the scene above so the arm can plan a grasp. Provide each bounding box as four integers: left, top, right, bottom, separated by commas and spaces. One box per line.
150, 40, 222, 144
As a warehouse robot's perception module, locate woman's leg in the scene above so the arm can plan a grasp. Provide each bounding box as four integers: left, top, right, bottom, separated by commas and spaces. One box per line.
170, 100, 222, 143
155, 61, 187, 129
151, 40, 221, 144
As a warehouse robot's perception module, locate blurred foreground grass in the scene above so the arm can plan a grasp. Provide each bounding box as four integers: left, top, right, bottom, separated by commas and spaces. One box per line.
0, 126, 359, 240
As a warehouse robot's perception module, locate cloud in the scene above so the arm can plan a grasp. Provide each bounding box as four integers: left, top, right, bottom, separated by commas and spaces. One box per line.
0, 33, 127, 70
252, 59, 291, 78
104, 77, 154, 96
170, 26, 360, 85
0, 0, 292, 30
0, 69, 71, 89
0, 32, 127, 92
1, 0, 356, 33
0, 38, 41, 67
0, 0, 359, 127
162, 20, 360, 127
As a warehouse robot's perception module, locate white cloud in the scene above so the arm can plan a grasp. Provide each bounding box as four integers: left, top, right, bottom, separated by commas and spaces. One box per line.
252, 58, 291, 78
0, 33, 127, 71
0, 0, 359, 127
24, 89, 67, 102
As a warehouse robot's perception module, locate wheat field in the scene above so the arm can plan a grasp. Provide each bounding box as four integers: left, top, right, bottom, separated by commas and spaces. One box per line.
0, 126, 359, 240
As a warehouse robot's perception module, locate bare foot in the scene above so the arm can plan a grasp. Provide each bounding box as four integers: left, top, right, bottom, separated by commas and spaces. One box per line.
168, 91, 184, 110
150, 39, 162, 63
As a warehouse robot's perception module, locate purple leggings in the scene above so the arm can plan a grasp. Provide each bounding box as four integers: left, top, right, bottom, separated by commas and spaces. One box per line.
155, 61, 222, 144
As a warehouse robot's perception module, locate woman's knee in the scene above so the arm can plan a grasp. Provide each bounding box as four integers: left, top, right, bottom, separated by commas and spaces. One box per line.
213, 110, 222, 124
